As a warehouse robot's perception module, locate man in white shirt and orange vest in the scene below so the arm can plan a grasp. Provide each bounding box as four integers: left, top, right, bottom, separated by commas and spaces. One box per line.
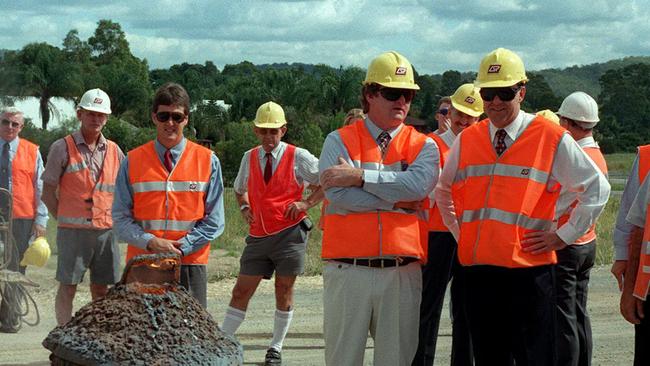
319, 51, 438, 366
42, 89, 124, 326
220, 101, 323, 366
554, 91, 608, 366
0, 107, 48, 333
435, 48, 610, 365
112, 82, 225, 309
414, 84, 483, 366
620, 148, 650, 366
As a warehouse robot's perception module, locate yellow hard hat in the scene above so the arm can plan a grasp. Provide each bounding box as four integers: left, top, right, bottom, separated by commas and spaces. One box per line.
20, 236, 51, 267
536, 109, 560, 125
474, 48, 528, 88
364, 51, 420, 90
450, 84, 484, 117
254, 101, 287, 128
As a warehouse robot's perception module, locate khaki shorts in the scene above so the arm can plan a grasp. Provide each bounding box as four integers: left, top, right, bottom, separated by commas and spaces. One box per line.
240, 222, 308, 278
55, 228, 120, 285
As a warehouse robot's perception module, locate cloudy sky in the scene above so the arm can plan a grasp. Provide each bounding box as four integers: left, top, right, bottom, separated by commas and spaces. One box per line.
1, 0, 649, 75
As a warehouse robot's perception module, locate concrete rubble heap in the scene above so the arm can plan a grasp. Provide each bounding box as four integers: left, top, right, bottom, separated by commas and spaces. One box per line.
42, 253, 243, 365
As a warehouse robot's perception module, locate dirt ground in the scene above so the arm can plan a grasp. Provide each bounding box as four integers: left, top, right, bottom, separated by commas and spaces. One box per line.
0, 254, 636, 366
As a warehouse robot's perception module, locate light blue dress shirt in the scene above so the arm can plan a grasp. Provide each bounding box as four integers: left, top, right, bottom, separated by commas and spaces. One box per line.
0, 137, 48, 227
111, 138, 225, 256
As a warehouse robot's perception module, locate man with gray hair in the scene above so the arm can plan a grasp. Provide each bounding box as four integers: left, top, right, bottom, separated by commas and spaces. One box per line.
0, 107, 48, 333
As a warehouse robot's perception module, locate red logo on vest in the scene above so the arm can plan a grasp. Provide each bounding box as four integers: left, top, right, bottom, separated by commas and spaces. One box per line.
395, 66, 407, 75
93, 98, 103, 104
487, 65, 501, 73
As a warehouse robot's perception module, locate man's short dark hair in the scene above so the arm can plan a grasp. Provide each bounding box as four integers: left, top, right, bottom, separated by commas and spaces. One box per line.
360, 83, 382, 114
152, 82, 190, 115
436, 96, 451, 110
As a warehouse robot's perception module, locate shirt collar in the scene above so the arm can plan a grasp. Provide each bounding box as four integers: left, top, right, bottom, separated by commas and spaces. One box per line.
155, 137, 187, 160
1, 137, 19, 152
489, 110, 525, 141
364, 117, 403, 140
576, 136, 598, 148
258, 141, 285, 160
439, 129, 457, 147
72, 130, 107, 148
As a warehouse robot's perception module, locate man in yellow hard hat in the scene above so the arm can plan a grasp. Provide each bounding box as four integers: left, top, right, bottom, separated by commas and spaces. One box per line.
554, 91, 608, 366
414, 83, 482, 366
221, 101, 323, 366
319, 51, 438, 365
0, 107, 48, 333
42, 88, 124, 326
435, 48, 610, 365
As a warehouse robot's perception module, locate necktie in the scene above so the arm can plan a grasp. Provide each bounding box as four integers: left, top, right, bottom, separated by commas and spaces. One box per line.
495, 129, 507, 156
164, 149, 173, 172
264, 153, 273, 184
0, 142, 9, 190
377, 131, 391, 155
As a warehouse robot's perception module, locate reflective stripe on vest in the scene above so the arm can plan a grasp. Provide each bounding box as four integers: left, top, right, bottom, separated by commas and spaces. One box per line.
425, 133, 449, 232
557, 146, 608, 244
634, 146, 650, 300
248, 144, 306, 237
126, 140, 212, 265
452, 116, 565, 268
11, 139, 38, 219
322, 120, 427, 261
57, 134, 119, 229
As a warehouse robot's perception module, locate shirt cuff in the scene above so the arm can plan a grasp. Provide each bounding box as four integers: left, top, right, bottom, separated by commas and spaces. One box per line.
34, 216, 48, 228
614, 244, 629, 261
626, 214, 646, 229
362, 170, 379, 189
135, 233, 156, 250
556, 224, 579, 246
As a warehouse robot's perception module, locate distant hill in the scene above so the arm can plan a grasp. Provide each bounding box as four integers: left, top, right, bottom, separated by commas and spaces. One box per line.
537, 56, 650, 98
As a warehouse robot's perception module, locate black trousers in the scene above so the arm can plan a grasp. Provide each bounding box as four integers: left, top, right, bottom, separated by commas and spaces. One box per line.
179, 264, 207, 308
555, 241, 596, 366
464, 264, 557, 366
413, 231, 473, 366
635, 299, 650, 366
0, 219, 33, 331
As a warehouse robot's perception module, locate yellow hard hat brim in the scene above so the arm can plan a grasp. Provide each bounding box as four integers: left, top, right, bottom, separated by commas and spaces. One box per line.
372, 81, 421, 90
452, 102, 483, 117
254, 122, 287, 129
474, 78, 528, 89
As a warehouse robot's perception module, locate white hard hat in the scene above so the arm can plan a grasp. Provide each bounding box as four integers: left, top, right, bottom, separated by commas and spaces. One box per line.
78, 88, 111, 114
557, 91, 599, 128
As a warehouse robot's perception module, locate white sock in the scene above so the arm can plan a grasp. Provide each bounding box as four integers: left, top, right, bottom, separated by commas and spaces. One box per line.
269, 309, 293, 351
221, 306, 246, 335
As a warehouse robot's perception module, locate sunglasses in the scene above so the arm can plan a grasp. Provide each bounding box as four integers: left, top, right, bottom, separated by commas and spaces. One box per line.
437, 108, 449, 116
479, 85, 522, 102
379, 88, 415, 103
1, 119, 22, 128
155, 112, 186, 123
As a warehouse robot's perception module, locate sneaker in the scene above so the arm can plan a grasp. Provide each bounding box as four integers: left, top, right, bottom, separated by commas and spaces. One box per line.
264, 348, 282, 365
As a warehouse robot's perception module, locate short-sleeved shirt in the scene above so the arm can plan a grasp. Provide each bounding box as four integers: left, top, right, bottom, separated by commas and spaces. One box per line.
43, 130, 125, 185
233, 141, 320, 195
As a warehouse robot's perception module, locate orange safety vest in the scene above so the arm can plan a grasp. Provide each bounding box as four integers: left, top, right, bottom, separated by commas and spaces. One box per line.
556, 145, 608, 244
322, 120, 428, 261
126, 141, 212, 265
424, 133, 450, 232
11, 139, 39, 219
57, 135, 119, 229
452, 116, 565, 268
634, 145, 650, 299
248, 144, 306, 237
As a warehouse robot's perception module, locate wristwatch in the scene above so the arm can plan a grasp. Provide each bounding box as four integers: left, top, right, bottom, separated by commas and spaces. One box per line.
240, 204, 250, 211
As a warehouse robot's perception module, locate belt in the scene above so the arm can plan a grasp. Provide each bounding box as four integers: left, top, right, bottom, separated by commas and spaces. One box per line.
335, 257, 418, 268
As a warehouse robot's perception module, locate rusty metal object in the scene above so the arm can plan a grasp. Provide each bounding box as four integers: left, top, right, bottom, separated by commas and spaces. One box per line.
43, 253, 243, 365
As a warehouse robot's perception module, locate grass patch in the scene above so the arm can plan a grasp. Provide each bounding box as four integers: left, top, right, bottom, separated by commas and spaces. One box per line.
605, 153, 635, 177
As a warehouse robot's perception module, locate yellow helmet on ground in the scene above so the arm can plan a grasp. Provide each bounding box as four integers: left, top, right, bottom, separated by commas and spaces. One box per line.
20, 236, 51, 267
475, 48, 528, 88
536, 109, 560, 125
254, 101, 287, 128
450, 84, 484, 117
364, 51, 420, 90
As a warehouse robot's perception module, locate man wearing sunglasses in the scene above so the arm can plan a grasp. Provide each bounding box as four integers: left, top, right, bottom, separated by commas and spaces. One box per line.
435, 48, 610, 365
42, 88, 124, 326
0, 107, 48, 333
221, 101, 323, 365
414, 83, 483, 366
319, 51, 438, 365
112, 82, 225, 309
433, 97, 451, 135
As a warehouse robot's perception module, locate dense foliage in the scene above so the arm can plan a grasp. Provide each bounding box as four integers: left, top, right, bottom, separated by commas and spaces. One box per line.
2, 19, 649, 174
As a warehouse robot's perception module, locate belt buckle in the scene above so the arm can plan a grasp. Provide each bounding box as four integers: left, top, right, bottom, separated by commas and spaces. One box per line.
380, 259, 384, 269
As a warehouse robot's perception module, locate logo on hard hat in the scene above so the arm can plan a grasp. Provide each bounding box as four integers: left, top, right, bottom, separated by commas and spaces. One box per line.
465, 96, 476, 104
93, 98, 103, 104
487, 65, 501, 73
395, 66, 407, 75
